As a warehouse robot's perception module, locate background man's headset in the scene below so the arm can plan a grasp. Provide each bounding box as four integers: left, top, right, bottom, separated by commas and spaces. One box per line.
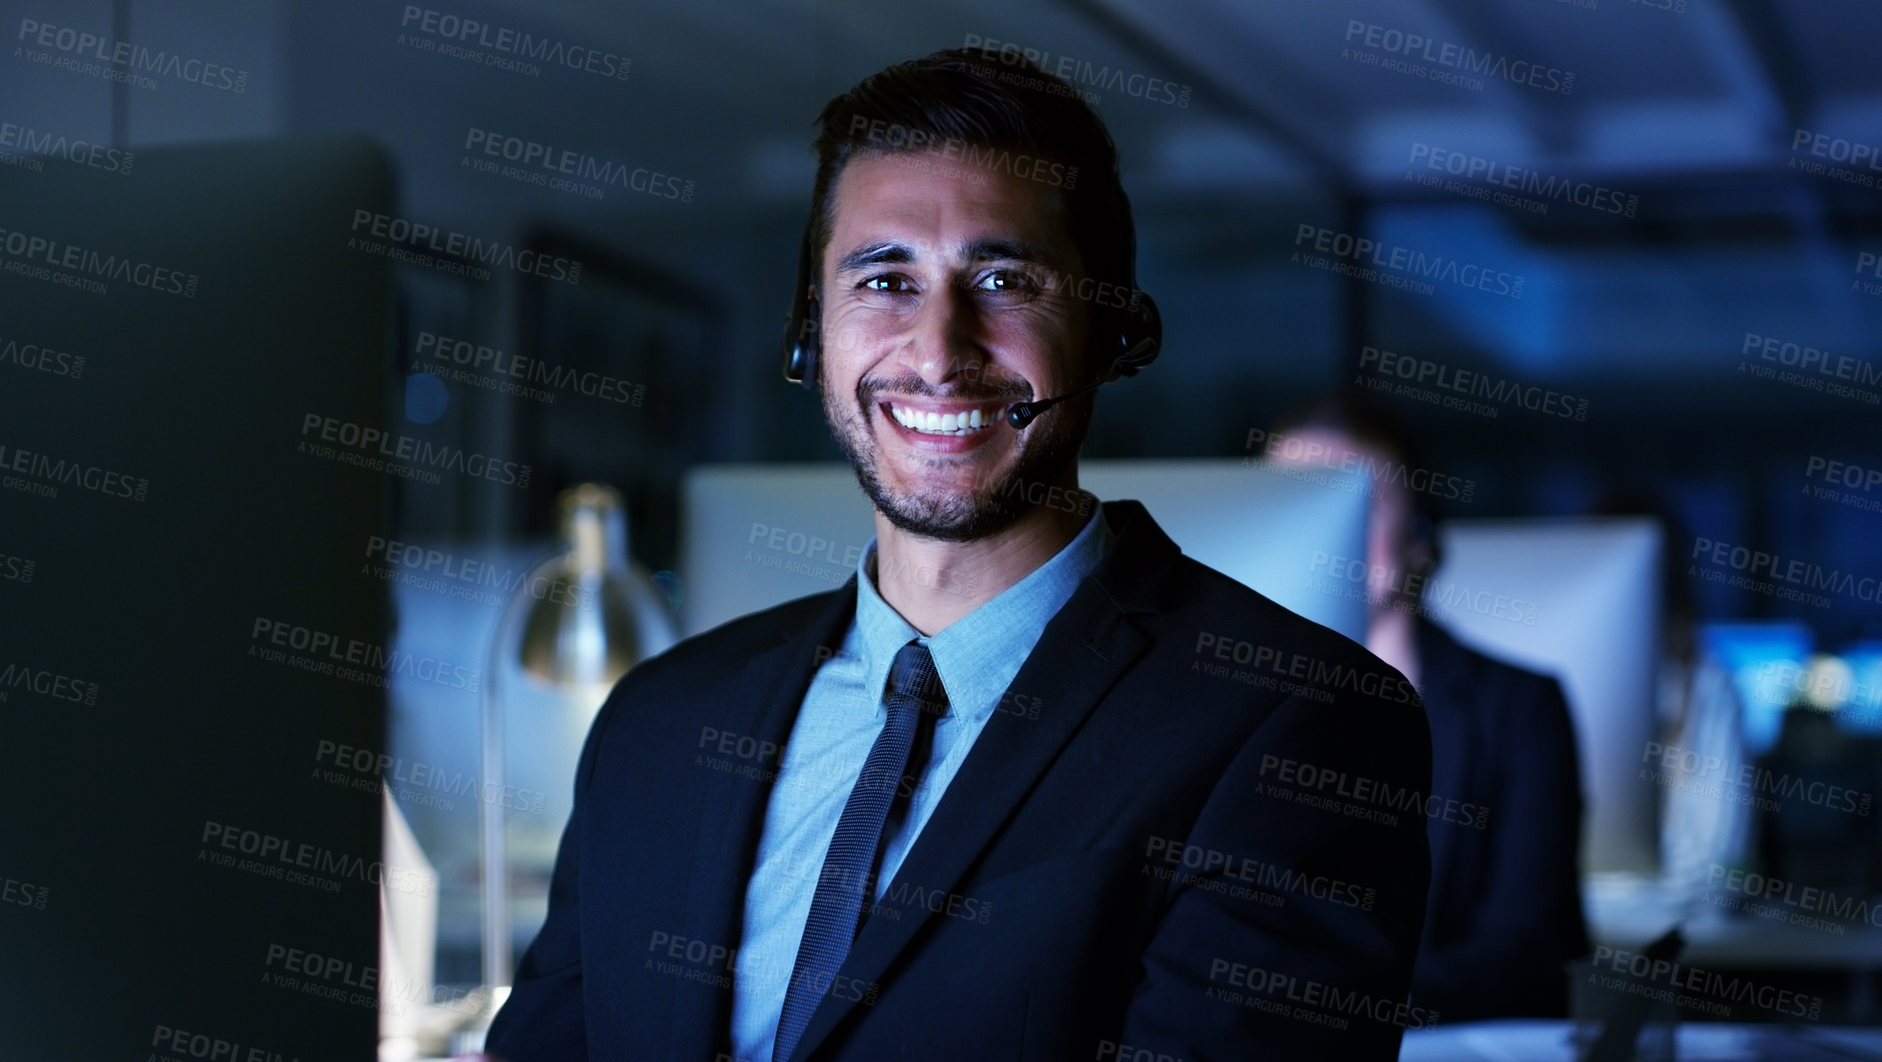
780, 222, 1162, 429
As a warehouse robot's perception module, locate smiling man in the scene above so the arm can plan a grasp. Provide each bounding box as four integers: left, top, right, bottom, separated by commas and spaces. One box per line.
486, 48, 1433, 1061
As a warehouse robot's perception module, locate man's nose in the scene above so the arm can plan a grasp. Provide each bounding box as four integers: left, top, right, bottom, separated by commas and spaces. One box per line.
907, 285, 987, 387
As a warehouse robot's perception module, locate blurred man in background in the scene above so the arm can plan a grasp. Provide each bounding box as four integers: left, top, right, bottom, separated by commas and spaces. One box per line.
1273, 393, 1591, 1020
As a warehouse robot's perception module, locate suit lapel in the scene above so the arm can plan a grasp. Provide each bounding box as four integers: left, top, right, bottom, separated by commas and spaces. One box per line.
787, 502, 1176, 1061
664, 582, 860, 1062
1414, 620, 1473, 912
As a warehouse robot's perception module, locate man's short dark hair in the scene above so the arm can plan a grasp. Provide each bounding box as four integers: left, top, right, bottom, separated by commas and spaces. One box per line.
807, 47, 1137, 296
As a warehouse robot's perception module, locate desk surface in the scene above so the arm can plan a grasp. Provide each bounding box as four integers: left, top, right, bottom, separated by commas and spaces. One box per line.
1400, 1020, 1882, 1061
1587, 873, 1882, 968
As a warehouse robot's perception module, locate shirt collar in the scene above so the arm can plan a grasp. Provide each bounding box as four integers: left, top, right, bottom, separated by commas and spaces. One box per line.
851, 504, 1113, 720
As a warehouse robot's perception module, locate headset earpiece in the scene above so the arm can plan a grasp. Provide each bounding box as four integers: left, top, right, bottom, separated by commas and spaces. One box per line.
1106, 292, 1161, 380
782, 290, 820, 387
780, 229, 820, 388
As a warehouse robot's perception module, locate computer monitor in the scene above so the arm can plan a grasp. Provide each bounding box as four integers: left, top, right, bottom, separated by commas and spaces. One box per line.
1836, 642, 1882, 735
1424, 517, 1663, 874
0, 137, 391, 1057
1700, 620, 1816, 757
679, 458, 1371, 639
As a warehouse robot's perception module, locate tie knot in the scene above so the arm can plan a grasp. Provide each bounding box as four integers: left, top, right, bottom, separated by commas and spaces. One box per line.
888, 642, 947, 718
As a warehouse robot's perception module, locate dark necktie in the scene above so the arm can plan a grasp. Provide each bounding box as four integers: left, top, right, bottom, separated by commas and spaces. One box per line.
772, 641, 945, 1062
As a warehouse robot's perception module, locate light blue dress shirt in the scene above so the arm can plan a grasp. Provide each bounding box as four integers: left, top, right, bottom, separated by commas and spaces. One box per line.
727, 507, 1113, 1062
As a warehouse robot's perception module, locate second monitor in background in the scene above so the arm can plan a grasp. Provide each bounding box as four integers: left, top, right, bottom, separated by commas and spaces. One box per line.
1427, 518, 1663, 877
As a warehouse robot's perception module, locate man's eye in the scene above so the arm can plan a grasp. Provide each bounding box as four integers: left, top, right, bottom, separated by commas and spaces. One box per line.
862, 274, 915, 294
975, 269, 1038, 294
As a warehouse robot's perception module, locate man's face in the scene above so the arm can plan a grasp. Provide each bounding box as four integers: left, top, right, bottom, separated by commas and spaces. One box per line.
1275, 429, 1422, 613
816, 148, 1094, 542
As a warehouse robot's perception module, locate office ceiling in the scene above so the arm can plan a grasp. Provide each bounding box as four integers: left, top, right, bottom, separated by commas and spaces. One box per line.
314, 0, 1882, 403
415, 0, 1882, 190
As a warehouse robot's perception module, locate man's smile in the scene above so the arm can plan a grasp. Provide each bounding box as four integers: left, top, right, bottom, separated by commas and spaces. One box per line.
876, 398, 1010, 455
883, 399, 1009, 436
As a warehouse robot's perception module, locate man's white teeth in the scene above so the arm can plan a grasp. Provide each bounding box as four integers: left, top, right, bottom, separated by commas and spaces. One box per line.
890, 404, 995, 435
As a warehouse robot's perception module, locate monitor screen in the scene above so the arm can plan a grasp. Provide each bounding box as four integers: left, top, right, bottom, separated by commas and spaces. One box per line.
1425, 517, 1663, 874
1700, 620, 1816, 757
679, 458, 1371, 640
0, 137, 392, 1057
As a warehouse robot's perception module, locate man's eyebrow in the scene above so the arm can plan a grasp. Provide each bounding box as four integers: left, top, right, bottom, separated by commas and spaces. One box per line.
963, 238, 1056, 266
834, 243, 912, 275
834, 238, 1059, 276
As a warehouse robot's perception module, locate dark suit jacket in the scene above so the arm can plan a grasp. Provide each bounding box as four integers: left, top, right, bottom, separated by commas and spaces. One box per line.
488, 500, 1432, 1061
1410, 619, 1590, 1021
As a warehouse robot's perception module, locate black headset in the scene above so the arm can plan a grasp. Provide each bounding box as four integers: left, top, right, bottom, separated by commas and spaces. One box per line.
780, 224, 1161, 392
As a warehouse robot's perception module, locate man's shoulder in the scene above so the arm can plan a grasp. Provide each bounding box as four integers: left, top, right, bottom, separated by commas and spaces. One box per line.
1100, 546, 1425, 727
1154, 550, 1382, 668
631, 584, 851, 688
1422, 619, 1565, 706
1099, 498, 1380, 672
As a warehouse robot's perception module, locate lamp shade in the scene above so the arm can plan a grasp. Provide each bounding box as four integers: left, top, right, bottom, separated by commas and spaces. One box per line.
515, 483, 675, 687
